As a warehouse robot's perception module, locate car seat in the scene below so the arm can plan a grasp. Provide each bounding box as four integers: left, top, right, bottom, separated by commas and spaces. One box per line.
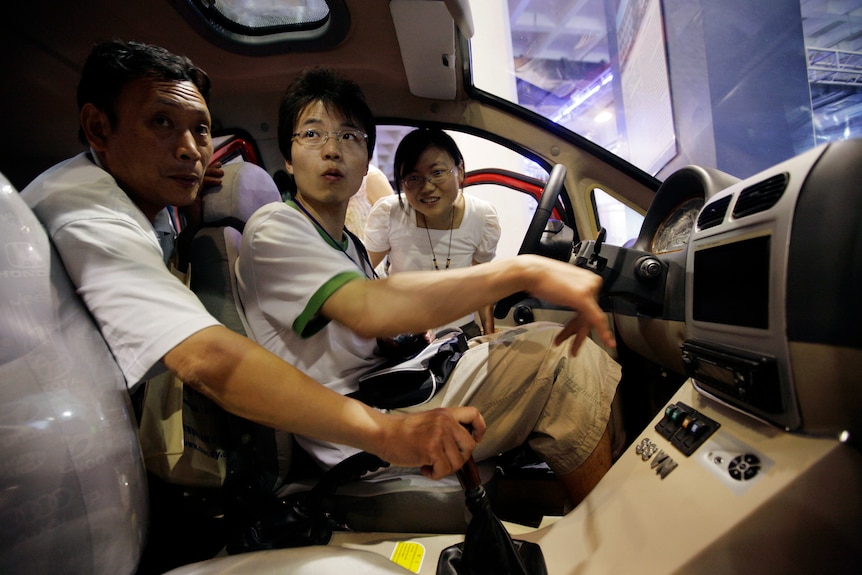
0, 171, 418, 575
0, 174, 147, 575
190, 161, 492, 535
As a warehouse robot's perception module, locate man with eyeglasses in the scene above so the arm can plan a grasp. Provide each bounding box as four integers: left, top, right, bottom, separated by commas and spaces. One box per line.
236, 67, 623, 508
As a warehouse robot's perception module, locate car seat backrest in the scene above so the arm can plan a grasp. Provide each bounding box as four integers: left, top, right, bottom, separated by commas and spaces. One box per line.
187, 162, 292, 492
0, 173, 147, 575
191, 161, 282, 336
191, 159, 282, 357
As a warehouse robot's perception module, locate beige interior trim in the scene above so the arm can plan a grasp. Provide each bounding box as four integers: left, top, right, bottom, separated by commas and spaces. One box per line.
390, 0, 458, 100
330, 381, 862, 573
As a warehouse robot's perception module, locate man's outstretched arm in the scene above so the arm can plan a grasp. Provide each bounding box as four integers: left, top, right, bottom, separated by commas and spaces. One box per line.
164, 325, 485, 479
326, 254, 614, 355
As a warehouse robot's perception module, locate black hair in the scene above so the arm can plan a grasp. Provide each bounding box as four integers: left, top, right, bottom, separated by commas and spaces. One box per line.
392, 128, 465, 195
277, 67, 376, 162
76, 40, 211, 145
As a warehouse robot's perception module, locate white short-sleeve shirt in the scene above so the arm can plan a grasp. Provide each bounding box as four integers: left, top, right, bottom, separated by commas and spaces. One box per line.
236, 200, 383, 467
237, 200, 381, 395
364, 192, 500, 271
22, 152, 220, 387
364, 192, 501, 328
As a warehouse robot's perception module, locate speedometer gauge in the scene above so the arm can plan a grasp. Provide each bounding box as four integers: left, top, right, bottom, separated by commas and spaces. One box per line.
651, 197, 705, 254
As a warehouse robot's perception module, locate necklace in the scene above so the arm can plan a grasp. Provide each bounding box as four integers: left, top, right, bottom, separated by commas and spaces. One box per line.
420, 206, 455, 271
293, 197, 377, 279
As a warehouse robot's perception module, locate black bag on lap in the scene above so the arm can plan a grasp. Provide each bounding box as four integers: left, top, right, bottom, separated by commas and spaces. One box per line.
350, 329, 467, 410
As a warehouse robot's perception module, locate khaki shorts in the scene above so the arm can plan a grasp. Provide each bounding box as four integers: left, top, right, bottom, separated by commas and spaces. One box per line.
400, 321, 622, 476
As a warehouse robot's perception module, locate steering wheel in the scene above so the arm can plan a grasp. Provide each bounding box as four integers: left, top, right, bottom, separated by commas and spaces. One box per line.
518, 163, 567, 255
494, 163, 567, 319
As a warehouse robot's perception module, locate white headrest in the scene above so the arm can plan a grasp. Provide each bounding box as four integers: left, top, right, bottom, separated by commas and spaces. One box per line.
201, 162, 281, 226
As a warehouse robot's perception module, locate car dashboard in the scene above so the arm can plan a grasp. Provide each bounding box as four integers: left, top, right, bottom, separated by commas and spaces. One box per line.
325, 140, 862, 574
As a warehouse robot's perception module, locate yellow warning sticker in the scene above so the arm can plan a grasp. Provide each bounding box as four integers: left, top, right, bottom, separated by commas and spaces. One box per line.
390, 541, 426, 573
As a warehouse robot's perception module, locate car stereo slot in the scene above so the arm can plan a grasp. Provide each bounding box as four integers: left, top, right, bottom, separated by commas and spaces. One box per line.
681, 340, 783, 415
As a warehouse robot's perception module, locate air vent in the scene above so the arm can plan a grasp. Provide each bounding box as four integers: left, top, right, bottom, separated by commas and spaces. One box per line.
697, 196, 731, 230
733, 173, 789, 218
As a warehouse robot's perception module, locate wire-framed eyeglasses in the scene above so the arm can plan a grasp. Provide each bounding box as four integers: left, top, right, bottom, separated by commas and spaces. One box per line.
400, 166, 458, 192
292, 128, 368, 150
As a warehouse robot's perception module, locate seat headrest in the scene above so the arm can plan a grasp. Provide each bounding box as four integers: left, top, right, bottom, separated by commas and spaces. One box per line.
201, 161, 281, 226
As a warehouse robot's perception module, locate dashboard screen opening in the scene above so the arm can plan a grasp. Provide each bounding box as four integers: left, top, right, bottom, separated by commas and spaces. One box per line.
693, 235, 771, 329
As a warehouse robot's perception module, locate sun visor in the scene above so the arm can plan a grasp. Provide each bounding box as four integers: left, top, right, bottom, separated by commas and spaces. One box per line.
390, 0, 461, 100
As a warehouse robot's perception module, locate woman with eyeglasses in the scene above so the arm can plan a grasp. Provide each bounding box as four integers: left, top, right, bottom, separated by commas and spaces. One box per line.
365, 128, 501, 338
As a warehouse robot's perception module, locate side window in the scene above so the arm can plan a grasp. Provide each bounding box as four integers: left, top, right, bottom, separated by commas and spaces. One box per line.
592, 188, 644, 247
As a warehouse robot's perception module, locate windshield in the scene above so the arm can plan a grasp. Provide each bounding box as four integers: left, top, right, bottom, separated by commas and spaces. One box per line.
470, 0, 862, 181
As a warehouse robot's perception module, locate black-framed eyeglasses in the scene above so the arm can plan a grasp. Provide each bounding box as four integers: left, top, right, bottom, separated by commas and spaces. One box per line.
292, 128, 368, 150
400, 166, 457, 192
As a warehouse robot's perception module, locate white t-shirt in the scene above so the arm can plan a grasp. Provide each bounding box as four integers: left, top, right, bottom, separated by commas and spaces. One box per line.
344, 163, 387, 241
364, 192, 501, 329
236, 200, 384, 467
237, 200, 383, 393
22, 152, 220, 388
